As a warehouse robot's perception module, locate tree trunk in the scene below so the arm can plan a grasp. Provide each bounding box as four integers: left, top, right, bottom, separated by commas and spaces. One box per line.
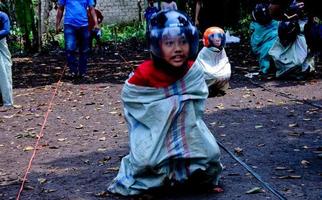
37, 0, 42, 52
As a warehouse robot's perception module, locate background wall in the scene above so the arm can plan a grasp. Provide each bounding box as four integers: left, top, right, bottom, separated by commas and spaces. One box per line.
95, 0, 142, 24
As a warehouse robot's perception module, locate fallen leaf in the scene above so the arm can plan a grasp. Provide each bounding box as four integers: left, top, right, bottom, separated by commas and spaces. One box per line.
277, 101, 285, 105
97, 148, 108, 152
38, 178, 47, 184
13, 104, 22, 109
242, 94, 251, 98
245, 187, 262, 194
215, 104, 225, 109
210, 121, 217, 125
255, 125, 263, 129
82, 159, 90, 164
105, 167, 119, 172
75, 124, 84, 129
301, 160, 310, 166
275, 166, 288, 170
24, 185, 34, 190
43, 189, 57, 193
57, 138, 67, 142
23, 146, 34, 151
288, 131, 303, 136
288, 123, 298, 128
278, 175, 301, 179
99, 156, 111, 165
234, 147, 243, 155
94, 191, 109, 197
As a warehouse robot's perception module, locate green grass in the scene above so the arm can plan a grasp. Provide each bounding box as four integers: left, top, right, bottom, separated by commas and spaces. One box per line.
9, 21, 146, 53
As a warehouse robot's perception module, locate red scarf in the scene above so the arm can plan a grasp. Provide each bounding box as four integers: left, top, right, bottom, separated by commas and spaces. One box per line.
128, 60, 193, 88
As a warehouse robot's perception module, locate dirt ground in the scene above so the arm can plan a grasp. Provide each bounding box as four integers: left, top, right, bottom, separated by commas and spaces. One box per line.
0, 40, 321, 200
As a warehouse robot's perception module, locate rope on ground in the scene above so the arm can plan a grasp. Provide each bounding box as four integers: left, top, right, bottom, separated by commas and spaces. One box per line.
16, 65, 67, 200
217, 141, 288, 200
248, 78, 322, 109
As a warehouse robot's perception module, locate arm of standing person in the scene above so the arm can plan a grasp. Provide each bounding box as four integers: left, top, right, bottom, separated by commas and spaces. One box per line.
195, 0, 201, 26
268, 0, 303, 20
96, 9, 104, 24
89, 6, 99, 29
55, 5, 64, 33
0, 12, 10, 40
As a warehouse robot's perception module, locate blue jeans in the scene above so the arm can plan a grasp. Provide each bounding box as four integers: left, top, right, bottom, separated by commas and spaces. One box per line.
64, 24, 90, 76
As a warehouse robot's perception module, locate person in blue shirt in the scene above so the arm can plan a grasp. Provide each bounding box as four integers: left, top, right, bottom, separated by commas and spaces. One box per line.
0, 11, 13, 109
144, 0, 159, 32
56, 0, 98, 80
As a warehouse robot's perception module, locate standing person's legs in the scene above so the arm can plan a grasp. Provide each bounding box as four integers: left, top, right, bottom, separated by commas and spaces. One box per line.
89, 31, 94, 52
95, 34, 102, 52
78, 26, 90, 77
64, 24, 78, 76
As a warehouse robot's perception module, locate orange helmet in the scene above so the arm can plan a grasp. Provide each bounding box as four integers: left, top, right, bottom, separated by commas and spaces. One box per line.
203, 27, 226, 49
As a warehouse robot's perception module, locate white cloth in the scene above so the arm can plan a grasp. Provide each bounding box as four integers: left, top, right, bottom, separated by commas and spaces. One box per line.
194, 47, 231, 89
160, 1, 177, 10
268, 20, 315, 77
225, 31, 240, 44
269, 34, 313, 77
0, 38, 13, 106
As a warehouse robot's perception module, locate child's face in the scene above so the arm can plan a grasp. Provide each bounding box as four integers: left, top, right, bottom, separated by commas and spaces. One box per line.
209, 33, 224, 48
148, 0, 154, 6
160, 33, 190, 68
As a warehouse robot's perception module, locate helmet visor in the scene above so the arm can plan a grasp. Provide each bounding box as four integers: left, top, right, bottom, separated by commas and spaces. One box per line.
151, 26, 194, 58
208, 33, 226, 48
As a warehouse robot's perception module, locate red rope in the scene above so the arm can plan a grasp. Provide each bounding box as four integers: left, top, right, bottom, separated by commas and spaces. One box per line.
16, 66, 66, 200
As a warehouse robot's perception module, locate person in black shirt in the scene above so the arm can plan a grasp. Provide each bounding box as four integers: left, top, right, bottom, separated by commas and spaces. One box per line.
268, 0, 321, 53
195, 0, 240, 34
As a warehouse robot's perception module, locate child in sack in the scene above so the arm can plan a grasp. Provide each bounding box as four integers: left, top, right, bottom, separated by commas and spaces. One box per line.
107, 10, 223, 196
194, 26, 231, 96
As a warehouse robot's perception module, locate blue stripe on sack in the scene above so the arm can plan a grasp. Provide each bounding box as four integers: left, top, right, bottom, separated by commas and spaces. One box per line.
171, 82, 186, 180
132, 121, 140, 132
179, 79, 191, 177
172, 83, 183, 154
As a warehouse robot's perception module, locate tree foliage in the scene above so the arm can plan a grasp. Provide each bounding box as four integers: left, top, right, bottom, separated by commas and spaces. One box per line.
14, 0, 38, 52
